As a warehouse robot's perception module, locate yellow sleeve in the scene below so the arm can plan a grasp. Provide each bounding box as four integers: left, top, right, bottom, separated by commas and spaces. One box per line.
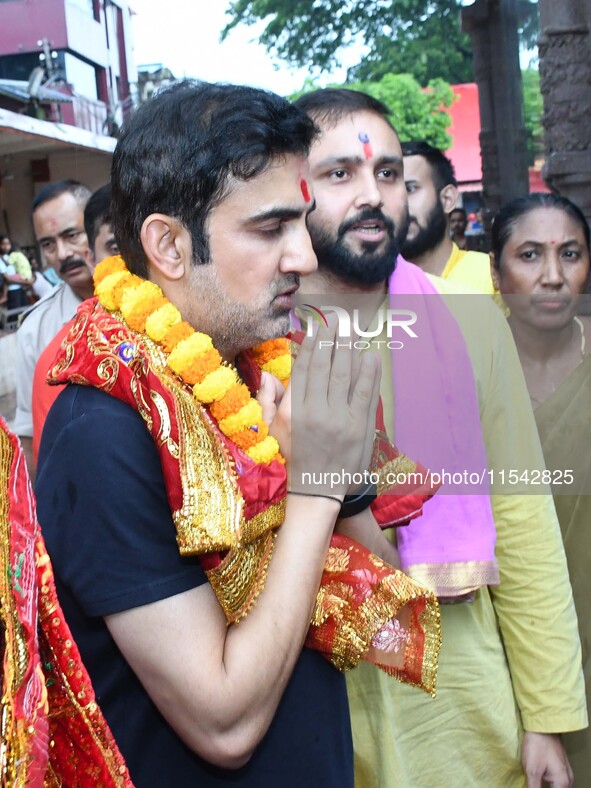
9, 251, 33, 280
443, 248, 496, 295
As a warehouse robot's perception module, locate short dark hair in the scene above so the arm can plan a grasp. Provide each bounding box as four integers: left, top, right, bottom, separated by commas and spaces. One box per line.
401, 140, 457, 192
31, 179, 91, 214
294, 87, 396, 133
84, 184, 112, 255
491, 192, 590, 267
450, 207, 467, 218
111, 79, 318, 278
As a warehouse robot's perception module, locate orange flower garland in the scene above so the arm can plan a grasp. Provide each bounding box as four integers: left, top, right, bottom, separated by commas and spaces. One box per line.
94, 256, 292, 465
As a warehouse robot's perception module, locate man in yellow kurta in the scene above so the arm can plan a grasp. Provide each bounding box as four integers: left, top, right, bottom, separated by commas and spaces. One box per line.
295, 87, 587, 788
399, 140, 495, 295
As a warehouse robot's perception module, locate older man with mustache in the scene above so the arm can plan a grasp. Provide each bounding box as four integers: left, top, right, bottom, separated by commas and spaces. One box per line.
13, 179, 92, 474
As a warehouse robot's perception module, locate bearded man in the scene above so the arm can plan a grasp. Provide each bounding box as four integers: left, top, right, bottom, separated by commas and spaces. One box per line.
295, 87, 586, 788
401, 140, 494, 293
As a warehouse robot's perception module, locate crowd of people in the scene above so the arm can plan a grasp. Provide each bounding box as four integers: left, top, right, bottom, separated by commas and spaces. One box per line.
1, 79, 589, 787
0, 235, 59, 324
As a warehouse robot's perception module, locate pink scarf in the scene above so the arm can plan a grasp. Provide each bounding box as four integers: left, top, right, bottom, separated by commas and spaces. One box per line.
388, 257, 499, 597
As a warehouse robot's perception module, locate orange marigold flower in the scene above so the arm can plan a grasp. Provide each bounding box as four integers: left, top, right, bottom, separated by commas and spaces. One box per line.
162, 321, 195, 354
209, 383, 251, 421
232, 422, 269, 451
219, 399, 263, 436
251, 338, 290, 366
120, 280, 165, 328
145, 302, 182, 342
176, 347, 221, 385
124, 291, 168, 332
169, 333, 214, 377
95, 270, 142, 311
93, 255, 126, 286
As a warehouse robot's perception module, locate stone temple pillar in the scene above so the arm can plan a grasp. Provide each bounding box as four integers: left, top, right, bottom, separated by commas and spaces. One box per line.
538, 0, 591, 225
461, 0, 529, 227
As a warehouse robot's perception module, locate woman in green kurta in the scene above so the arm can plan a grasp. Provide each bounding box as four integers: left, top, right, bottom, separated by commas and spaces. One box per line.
492, 193, 591, 785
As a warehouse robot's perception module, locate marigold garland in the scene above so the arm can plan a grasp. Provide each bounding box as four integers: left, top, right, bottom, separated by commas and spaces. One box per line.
93, 256, 292, 465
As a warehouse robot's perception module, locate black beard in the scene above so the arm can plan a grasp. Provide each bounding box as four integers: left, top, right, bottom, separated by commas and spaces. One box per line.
401, 199, 448, 260
309, 208, 409, 286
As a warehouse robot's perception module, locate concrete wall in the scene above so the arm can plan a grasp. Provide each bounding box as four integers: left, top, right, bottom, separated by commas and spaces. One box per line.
65, 0, 109, 68
0, 0, 67, 55
0, 147, 112, 246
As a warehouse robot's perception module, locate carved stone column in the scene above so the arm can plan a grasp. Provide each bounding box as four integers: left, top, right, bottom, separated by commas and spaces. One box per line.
538, 0, 591, 225
461, 0, 529, 227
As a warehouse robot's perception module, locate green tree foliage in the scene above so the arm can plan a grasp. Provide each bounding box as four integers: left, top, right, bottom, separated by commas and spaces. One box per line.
348, 1, 472, 85
521, 67, 543, 165
291, 73, 455, 150
223, 0, 539, 87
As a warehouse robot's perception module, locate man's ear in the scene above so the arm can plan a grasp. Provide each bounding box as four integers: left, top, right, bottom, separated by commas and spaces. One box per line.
140, 214, 191, 281
440, 184, 459, 216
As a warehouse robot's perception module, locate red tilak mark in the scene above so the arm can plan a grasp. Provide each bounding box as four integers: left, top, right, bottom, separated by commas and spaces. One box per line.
550, 240, 556, 244
300, 178, 311, 202
358, 132, 373, 159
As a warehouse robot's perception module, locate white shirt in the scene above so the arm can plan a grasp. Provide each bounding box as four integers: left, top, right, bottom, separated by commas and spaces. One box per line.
0, 256, 20, 292
13, 283, 82, 437
31, 272, 55, 300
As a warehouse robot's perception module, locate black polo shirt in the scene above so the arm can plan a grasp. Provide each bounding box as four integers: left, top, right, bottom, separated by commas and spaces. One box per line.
35, 385, 353, 787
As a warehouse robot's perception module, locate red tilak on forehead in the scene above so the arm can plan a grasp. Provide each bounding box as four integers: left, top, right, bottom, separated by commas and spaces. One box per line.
300, 178, 311, 203
358, 132, 373, 159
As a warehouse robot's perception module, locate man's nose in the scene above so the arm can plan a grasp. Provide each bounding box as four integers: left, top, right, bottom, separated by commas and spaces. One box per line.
354, 172, 383, 209
281, 225, 317, 276
56, 237, 76, 260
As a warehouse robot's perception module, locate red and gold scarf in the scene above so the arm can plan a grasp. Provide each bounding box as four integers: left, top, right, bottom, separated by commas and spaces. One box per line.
47, 296, 440, 691
0, 417, 132, 786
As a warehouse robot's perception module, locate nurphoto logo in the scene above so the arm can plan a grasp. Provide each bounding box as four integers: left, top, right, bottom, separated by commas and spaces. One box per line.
302, 304, 418, 350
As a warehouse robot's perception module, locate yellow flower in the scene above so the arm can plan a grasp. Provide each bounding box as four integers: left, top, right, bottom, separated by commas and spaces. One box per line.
145, 302, 182, 342
95, 271, 142, 311
219, 399, 264, 436
120, 280, 167, 332
168, 332, 214, 377
247, 435, 280, 464
93, 255, 126, 286
162, 321, 194, 353
262, 353, 292, 382
193, 366, 238, 403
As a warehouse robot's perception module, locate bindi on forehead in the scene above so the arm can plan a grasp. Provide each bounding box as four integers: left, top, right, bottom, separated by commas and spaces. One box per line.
300, 178, 311, 203
296, 160, 311, 203
358, 132, 373, 160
